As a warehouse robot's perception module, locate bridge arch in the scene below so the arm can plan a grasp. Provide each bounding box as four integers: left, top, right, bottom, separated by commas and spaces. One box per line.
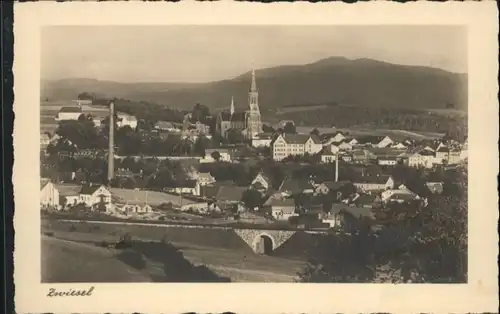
251, 232, 276, 255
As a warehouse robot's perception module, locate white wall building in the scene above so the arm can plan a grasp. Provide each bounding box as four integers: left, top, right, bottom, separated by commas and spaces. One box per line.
55, 107, 83, 121
40, 180, 60, 209
272, 134, 322, 161
117, 112, 138, 129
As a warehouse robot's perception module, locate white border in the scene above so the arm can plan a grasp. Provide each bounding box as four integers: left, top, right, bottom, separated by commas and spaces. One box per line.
13, 2, 499, 313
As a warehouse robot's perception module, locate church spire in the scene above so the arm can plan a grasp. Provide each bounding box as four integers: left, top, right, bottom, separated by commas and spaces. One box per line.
250, 69, 257, 92
230, 96, 235, 115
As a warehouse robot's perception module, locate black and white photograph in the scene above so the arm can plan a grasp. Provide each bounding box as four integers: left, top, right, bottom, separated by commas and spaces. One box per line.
39, 24, 470, 284
12, 2, 498, 313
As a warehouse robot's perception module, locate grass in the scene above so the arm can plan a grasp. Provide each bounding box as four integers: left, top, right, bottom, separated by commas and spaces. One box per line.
42, 219, 310, 282
42, 236, 151, 283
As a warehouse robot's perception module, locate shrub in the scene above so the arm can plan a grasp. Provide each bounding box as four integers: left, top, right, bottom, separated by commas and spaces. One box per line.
69, 225, 77, 232
43, 232, 54, 237
116, 250, 147, 270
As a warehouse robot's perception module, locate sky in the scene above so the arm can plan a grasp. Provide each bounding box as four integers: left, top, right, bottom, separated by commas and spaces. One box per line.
41, 25, 467, 83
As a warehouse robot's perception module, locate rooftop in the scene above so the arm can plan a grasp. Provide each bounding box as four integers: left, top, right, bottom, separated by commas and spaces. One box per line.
59, 106, 83, 113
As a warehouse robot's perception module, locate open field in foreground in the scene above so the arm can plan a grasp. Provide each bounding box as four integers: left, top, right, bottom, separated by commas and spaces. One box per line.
42, 219, 307, 282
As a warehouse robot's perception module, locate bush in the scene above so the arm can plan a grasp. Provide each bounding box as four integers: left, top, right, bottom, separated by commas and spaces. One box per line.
116, 250, 147, 270
69, 225, 77, 232
43, 232, 54, 237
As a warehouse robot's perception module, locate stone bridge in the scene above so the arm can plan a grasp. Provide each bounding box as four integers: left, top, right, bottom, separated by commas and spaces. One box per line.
234, 229, 296, 254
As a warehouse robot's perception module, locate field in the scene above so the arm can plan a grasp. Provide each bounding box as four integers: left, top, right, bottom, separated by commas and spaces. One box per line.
42, 219, 308, 282
40, 100, 110, 134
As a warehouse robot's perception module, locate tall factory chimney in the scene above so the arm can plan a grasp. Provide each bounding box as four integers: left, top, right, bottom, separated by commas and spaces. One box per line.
335, 153, 339, 182
107, 100, 115, 182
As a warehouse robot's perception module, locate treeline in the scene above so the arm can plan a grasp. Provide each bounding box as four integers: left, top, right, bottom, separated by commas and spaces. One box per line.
275, 105, 468, 141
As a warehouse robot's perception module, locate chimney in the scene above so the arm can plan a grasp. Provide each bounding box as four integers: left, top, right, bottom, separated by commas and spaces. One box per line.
335, 153, 339, 182
107, 101, 115, 182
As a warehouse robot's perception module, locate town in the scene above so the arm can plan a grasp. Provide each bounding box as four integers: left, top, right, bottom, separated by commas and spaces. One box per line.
41, 68, 468, 283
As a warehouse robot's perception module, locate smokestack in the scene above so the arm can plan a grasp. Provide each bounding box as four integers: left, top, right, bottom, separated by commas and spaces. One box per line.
335, 153, 339, 182
107, 101, 115, 182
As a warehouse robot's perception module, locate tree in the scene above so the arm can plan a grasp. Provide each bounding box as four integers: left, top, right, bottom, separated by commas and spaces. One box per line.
78, 92, 94, 101
211, 151, 221, 162
227, 128, 245, 144
299, 166, 468, 283
283, 122, 296, 134
262, 124, 276, 134
241, 189, 263, 210
310, 128, 320, 137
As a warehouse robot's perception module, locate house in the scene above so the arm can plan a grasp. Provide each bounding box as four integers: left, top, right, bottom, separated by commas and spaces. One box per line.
110, 187, 200, 210
377, 156, 398, 166
270, 198, 297, 221
353, 193, 381, 208
340, 154, 353, 162
55, 183, 82, 208
351, 149, 370, 164
380, 184, 420, 203
40, 133, 50, 151
391, 142, 407, 149
40, 179, 60, 209
251, 133, 273, 148
435, 145, 450, 164
338, 141, 353, 151
251, 171, 273, 192
166, 180, 197, 195
354, 175, 394, 192
320, 145, 339, 163
426, 181, 444, 194
215, 111, 232, 138
55, 106, 83, 121
201, 148, 233, 163
355, 135, 393, 148
154, 121, 179, 132
381, 188, 420, 203
314, 181, 357, 199
214, 186, 247, 213
117, 112, 138, 129
78, 184, 112, 212
193, 121, 210, 134
196, 172, 216, 187
323, 204, 374, 229
115, 169, 135, 180
448, 149, 462, 165
119, 203, 154, 214
278, 177, 315, 197
272, 133, 322, 161
407, 148, 436, 168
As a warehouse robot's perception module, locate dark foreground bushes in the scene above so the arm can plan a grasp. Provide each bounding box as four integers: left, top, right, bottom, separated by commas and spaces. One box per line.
117, 240, 230, 282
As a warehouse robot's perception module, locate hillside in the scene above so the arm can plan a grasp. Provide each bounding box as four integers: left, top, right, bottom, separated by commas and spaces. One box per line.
41, 57, 468, 111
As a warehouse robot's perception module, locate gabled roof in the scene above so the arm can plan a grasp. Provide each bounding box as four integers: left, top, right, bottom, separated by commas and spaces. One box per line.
218, 111, 232, 122
270, 198, 295, 208
40, 178, 51, 190
155, 121, 177, 130
279, 134, 314, 145
355, 135, 386, 145
320, 180, 353, 191
80, 184, 106, 195
330, 204, 374, 219
436, 146, 450, 153
59, 106, 82, 113
55, 184, 82, 196
355, 194, 378, 205
253, 171, 271, 185
279, 177, 313, 194
320, 145, 339, 155
354, 174, 391, 184
215, 186, 246, 202
230, 111, 246, 122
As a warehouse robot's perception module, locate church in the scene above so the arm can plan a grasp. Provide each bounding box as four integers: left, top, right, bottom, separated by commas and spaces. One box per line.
215, 69, 263, 140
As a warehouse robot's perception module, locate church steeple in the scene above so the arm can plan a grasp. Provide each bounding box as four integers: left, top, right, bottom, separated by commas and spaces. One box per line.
250, 69, 257, 92
246, 68, 262, 139
230, 96, 235, 115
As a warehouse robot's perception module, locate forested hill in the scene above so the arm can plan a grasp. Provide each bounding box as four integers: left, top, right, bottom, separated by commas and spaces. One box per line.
42, 57, 468, 111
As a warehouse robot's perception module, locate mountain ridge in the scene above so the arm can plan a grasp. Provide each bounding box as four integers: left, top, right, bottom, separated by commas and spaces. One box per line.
41, 57, 468, 111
